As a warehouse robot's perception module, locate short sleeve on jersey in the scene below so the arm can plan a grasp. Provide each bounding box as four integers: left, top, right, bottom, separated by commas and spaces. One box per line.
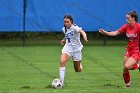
74, 25, 82, 32
118, 24, 127, 34
62, 27, 65, 33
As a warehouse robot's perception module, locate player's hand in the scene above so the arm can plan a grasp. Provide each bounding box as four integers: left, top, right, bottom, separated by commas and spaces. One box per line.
85, 39, 88, 43
60, 39, 65, 45
99, 29, 106, 35
83, 36, 88, 43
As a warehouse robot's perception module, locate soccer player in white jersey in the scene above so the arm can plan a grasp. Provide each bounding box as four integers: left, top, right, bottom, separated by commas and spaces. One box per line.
59, 14, 88, 86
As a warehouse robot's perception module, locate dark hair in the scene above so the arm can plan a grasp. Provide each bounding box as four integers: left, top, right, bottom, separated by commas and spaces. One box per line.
64, 14, 73, 23
127, 11, 138, 22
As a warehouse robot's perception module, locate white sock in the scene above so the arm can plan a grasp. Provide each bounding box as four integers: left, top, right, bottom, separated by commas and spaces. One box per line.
59, 67, 65, 82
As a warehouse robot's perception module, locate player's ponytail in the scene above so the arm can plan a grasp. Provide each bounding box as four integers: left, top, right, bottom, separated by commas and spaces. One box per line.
132, 11, 136, 14
128, 11, 138, 22
64, 25, 67, 34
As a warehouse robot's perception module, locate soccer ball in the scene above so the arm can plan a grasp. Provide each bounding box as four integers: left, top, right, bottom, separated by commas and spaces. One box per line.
51, 79, 63, 89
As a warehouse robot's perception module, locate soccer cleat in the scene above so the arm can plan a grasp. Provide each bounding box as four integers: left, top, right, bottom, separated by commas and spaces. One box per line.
125, 82, 131, 87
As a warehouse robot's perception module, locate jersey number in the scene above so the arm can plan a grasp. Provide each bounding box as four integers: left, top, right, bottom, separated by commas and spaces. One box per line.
66, 38, 70, 43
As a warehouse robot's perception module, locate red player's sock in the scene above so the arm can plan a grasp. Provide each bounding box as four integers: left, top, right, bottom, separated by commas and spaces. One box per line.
123, 72, 130, 84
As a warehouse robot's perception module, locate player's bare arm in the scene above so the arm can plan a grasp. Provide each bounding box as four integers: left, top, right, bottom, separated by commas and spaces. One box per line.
99, 29, 120, 36
79, 29, 88, 42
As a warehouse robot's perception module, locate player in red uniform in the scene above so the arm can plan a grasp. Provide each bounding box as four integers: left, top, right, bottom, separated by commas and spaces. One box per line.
99, 11, 140, 87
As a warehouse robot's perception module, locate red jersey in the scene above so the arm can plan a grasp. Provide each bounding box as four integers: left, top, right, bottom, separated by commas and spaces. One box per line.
118, 22, 140, 52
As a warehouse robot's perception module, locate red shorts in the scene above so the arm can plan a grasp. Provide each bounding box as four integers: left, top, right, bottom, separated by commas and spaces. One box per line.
124, 50, 140, 62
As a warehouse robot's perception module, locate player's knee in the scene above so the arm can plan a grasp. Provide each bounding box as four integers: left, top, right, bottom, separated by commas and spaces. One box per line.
60, 60, 66, 67
124, 64, 131, 69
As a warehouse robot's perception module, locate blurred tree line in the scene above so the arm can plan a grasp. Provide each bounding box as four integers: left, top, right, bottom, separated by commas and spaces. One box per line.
0, 32, 127, 41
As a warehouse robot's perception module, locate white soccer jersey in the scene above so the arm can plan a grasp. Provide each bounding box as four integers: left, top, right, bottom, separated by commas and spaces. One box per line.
62, 24, 83, 52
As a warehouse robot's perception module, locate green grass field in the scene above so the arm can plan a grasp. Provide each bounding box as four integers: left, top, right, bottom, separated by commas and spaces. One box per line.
0, 44, 140, 93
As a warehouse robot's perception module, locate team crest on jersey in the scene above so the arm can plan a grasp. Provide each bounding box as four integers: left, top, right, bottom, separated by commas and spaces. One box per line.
126, 33, 137, 41
65, 32, 74, 38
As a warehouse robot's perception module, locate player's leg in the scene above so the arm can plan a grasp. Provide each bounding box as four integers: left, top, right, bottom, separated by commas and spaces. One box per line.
73, 61, 82, 72
59, 53, 70, 83
130, 53, 140, 70
72, 51, 82, 72
123, 56, 130, 87
123, 56, 137, 87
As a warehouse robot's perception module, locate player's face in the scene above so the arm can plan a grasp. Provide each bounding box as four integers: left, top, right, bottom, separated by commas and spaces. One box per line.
64, 18, 72, 28
126, 15, 135, 24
